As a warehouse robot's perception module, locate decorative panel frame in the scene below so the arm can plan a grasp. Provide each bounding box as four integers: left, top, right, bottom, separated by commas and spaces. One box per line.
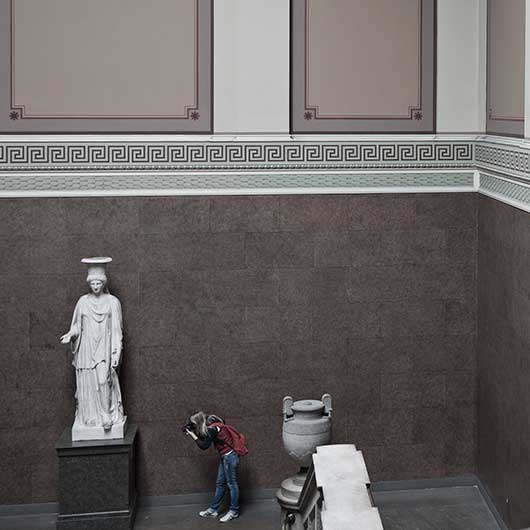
290, 0, 436, 134
486, 0, 525, 137
0, 0, 212, 133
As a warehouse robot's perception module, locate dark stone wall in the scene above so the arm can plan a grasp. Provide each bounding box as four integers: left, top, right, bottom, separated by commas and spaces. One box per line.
478, 196, 530, 529
0, 193, 477, 504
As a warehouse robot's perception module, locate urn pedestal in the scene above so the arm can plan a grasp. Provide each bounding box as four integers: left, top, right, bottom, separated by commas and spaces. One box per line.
276, 395, 332, 526
55, 424, 137, 530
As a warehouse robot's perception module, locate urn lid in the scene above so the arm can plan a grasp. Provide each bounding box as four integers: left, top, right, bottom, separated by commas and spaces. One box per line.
291, 399, 324, 413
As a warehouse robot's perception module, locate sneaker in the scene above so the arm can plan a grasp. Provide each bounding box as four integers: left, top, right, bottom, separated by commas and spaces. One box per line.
199, 508, 218, 518
220, 510, 239, 523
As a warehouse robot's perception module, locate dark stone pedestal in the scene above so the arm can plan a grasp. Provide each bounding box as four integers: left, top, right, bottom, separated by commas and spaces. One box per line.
55, 424, 137, 530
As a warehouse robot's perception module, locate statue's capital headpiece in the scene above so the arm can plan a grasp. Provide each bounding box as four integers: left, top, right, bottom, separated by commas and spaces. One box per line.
82, 256, 112, 283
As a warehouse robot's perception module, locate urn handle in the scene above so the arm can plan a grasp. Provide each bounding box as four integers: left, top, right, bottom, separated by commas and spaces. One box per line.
283, 396, 294, 419
322, 393, 332, 418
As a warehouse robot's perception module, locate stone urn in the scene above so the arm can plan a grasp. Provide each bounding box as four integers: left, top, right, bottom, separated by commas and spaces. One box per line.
276, 394, 332, 512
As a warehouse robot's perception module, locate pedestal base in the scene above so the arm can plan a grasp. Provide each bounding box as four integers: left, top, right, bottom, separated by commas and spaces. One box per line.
276, 470, 307, 530
56, 424, 137, 530
72, 417, 128, 442
276, 471, 307, 507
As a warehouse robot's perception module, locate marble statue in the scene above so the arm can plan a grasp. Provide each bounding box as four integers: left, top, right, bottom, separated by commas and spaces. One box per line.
60, 257, 127, 441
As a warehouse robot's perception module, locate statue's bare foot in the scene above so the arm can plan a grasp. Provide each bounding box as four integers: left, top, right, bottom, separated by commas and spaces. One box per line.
103, 423, 112, 431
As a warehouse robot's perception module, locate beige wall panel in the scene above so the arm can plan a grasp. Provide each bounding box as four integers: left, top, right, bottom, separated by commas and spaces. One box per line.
487, 0, 525, 135
12, 0, 197, 118
307, 0, 420, 118
291, 0, 435, 133
488, 0, 524, 119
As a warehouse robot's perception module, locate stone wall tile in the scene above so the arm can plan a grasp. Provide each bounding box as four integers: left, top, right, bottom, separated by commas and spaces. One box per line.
380, 442, 445, 480
186, 233, 246, 270
140, 344, 209, 385
413, 407, 448, 444
0, 199, 32, 236
382, 407, 415, 444
446, 370, 476, 404
1, 237, 30, 274
350, 194, 415, 231
381, 229, 445, 265
138, 306, 178, 347
350, 337, 413, 375
176, 304, 246, 345
312, 302, 380, 340
208, 269, 279, 307
412, 334, 476, 373
140, 196, 209, 234
210, 341, 279, 382
350, 411, 384, 447
140, 271, 178, 308
19, 346, 70, 390
64, 197, 140, 235
280, 195, 351, 231
445, 299, 477, 336
381, 372, 446, 409
445, 227, 478, 266
211, 196, 279, 233
380, 299, 445, 337
245, 305, 312, 343
30, 199, 67, 238
415, 193, 477, 229
280, 339, 350, 380
0, 273, 30, 312
315, 230, 381, 267
349, 263, 474, 303
138, 234, 178, 272
246, 232, 314, 269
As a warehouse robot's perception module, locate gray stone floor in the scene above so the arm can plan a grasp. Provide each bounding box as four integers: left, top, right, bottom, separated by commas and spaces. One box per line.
372, 486, 502, 530
0, 487, 503, 530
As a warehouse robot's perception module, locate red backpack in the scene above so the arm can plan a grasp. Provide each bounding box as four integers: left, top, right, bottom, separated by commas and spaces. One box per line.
211, 422, 249, 457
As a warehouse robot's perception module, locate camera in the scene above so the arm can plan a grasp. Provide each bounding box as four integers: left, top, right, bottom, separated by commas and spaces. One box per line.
181, 420, 194, 433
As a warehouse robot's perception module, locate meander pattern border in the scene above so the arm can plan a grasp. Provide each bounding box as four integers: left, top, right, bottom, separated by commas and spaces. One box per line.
0, 138, 529, 212
0, 141, 474, 171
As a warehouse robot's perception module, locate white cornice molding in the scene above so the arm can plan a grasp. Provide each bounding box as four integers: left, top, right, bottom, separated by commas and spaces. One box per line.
476, 134, 530, 149
0, 170, 475, 198
0, 133, 481, 144
479, 171, 530, 213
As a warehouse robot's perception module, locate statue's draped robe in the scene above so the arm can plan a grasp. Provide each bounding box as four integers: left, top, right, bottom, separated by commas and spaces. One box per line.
69, 293, 124, 427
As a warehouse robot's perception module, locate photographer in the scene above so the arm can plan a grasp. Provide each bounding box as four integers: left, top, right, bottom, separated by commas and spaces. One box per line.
184, 411, 248, 523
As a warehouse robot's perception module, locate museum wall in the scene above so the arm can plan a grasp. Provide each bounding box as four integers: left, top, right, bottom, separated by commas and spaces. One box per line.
0, 192, 477, 504
215, 0, 486, 134
486, 0, 526, 137
1, 0, 486, 134
478, 197, 530, 529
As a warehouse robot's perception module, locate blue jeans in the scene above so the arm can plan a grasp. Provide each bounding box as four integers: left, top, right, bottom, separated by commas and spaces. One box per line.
210, 451, 240, 514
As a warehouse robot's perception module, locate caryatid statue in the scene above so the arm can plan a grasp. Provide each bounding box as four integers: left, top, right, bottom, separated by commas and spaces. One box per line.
60, 257, 127, 441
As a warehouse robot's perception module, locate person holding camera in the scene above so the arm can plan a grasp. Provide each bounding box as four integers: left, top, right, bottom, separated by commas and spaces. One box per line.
183, 411, 248, 523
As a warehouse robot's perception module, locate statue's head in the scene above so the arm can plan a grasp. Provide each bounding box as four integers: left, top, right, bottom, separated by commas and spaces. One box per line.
82, 257, 112, 295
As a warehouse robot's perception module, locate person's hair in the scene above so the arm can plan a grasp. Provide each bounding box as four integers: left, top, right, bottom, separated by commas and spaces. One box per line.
207, 414, 224, 425
189, 411, 209, 438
